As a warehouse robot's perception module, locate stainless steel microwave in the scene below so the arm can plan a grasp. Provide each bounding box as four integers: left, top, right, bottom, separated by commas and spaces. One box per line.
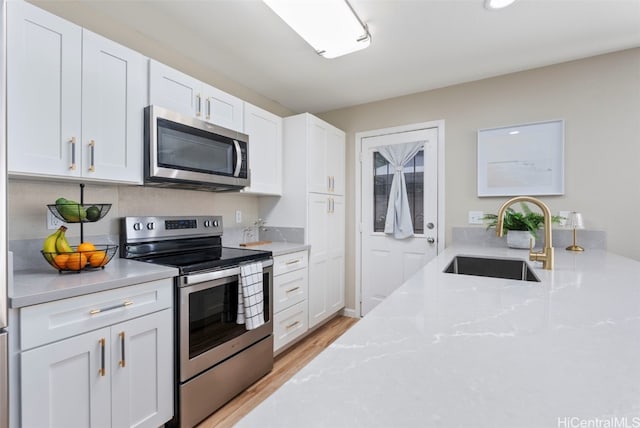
144, 105, 250, 191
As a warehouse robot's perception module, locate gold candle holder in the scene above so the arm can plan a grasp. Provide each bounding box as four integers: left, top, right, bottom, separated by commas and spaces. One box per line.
565, 211, 584, 252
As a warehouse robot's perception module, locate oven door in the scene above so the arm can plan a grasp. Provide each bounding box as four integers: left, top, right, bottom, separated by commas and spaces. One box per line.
179, 264, 272, 382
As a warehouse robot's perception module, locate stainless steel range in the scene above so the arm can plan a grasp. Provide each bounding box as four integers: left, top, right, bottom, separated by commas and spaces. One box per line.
120, 215, 273, 428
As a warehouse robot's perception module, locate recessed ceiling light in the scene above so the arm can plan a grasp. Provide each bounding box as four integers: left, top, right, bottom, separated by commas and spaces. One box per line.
484, 0, 517, 10
263, 0, 371, 59
509, 130, 520, 135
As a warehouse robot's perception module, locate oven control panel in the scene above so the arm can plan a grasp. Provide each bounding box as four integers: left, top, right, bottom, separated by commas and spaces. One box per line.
120, 215, 223, 242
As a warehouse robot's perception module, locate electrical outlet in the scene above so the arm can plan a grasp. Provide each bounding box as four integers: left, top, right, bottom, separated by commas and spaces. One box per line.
235, 210, 242, 224
558, 211, 570, 227
468, 211, 484, 225
47, 209, 65, 230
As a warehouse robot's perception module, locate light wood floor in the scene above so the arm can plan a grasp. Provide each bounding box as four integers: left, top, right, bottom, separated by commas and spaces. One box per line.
196, 315, 359, 428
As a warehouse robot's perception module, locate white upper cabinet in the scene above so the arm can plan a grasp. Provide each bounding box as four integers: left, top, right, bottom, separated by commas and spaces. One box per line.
7, 1, 147, 184
148, 60, 244, 132
7, 0, 82, 178
306, 115, 345, 195
242, 102, 283, 195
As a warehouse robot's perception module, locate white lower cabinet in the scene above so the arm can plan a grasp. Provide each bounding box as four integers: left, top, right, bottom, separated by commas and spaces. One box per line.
19, 280, 173, 428
272, 250, 309, 353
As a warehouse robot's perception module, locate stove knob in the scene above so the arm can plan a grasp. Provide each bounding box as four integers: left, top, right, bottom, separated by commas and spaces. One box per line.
204, 220, 211, 228
133, 222, 142, 231
146, 222, 155, 230
213, 220, 219, 227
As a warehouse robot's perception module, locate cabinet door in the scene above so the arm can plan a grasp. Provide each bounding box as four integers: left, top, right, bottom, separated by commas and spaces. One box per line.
327, 196, 346, 313
7, 0, 82, 177
326, 128, 346, 195
82, 30, 147, 183
149, 60, 201, 118
21, 327, 111, 428
242, 103, 283, 195
111, 309, 173, 428
307, 119, 329, 194
203, 84, 244, 132
308, 194, 330, 328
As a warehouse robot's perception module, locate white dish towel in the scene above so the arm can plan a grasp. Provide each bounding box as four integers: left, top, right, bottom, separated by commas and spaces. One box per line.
237, 262, 265, 330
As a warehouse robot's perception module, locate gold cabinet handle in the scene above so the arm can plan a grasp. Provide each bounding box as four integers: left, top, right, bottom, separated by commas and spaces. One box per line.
286, 320, 300, 329
89, 300, 134, 316
88, 140, 96, 172
69, 137, 76, 170
206, 97, 211, 120
119, 331, 126, 368
285, 259, 300, 265
99, 338, 106, 376
285, 286, 300, 293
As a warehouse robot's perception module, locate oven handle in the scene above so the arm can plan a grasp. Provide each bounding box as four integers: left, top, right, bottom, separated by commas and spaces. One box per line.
181, 259, 273, 286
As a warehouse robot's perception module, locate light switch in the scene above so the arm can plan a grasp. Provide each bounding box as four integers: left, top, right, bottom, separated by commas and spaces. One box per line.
468, 211, 484, 225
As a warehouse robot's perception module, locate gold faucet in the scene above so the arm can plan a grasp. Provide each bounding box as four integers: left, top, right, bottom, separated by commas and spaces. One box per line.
496, 196, 554, 270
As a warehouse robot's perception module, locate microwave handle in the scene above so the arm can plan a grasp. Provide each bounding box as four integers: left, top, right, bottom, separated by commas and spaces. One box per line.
233, 140, 242, 177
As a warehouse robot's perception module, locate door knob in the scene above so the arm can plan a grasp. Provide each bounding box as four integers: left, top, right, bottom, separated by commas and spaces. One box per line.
427, 237, 435, 244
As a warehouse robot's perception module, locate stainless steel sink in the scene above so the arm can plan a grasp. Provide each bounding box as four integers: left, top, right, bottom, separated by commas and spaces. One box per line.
444, 255, 540, 282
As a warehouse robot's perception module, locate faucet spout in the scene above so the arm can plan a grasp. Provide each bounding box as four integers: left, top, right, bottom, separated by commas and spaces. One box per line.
496, 196, 554, 270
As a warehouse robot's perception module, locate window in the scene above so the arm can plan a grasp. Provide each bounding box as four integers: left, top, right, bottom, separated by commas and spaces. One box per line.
373, 150, 424, 234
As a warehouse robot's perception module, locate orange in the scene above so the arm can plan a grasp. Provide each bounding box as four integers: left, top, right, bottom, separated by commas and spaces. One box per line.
66, 253, 88, 271
53, 253, 70, 269
89, 251, 109, 268
77, 242, 97, 257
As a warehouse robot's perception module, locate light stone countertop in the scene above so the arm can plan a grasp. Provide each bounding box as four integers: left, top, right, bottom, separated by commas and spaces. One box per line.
237, 245, 640, 428
10, 258, 179, 308
228, 241, 310, 257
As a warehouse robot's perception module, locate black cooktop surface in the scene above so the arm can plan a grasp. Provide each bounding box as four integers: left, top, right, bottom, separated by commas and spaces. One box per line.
138, 246, 272, 275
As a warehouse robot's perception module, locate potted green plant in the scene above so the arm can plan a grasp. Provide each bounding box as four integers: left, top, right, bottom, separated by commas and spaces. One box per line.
483, 203, 563, 249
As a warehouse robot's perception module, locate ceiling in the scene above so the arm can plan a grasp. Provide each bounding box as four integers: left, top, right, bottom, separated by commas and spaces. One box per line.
78, 0, 640, 113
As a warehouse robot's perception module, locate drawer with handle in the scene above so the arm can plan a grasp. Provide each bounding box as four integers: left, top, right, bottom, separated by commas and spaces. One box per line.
273, 250, 308, 276
20, 278, 172, 351
273, 267, 308, 313
273, 300, 308, 352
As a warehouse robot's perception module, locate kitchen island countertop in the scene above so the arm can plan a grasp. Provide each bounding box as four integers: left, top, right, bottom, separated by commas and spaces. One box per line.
10, 258, 178, 308
237, 245, 640, 428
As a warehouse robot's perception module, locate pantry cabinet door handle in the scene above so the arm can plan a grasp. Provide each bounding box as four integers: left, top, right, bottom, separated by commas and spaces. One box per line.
331, 176, 335, 192
119, 331, 126, 368
69, 137, 77, 170
88, 140, 96, 172
195, 94, 202, 117
327, 176, 331, 192
99, 338, 106, 377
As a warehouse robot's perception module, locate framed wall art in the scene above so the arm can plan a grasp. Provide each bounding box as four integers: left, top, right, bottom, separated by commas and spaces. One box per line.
477, 119, 565, 197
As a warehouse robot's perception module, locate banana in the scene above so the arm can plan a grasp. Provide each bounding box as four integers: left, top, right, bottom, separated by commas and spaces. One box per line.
42, 226, 66, 262
55, 226, 74, 254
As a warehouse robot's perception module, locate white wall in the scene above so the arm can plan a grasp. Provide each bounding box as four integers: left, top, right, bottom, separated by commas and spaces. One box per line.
319, 48, 640, 311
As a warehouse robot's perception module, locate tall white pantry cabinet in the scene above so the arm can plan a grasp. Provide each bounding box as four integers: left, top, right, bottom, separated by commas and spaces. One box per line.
260, 113, 346, 329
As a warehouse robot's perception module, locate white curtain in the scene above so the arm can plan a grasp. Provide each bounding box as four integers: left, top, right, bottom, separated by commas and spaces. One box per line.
378, 141, 424, 239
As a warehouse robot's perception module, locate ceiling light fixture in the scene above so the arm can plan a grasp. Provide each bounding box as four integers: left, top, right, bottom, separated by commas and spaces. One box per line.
484, 0, 517, 10
263, 0, 371, 59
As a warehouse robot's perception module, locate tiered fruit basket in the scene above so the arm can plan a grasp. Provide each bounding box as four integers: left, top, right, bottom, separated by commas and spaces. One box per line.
40, 184, 118, 273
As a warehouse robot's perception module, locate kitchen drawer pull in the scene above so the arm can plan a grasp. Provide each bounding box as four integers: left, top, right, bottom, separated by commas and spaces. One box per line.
119, 331, 126, 368
88, 140, 96, 172
99, 338, 106, 377
69, 137, 76, 170
286, 320, 300, 329
285, 259, 301, 265
89, 300, 134, 316
285, 286, 301, 293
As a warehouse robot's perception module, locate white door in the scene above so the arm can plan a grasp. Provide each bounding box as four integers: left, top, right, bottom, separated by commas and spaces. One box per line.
82, 29, 147, 183
361, 128, 439, 315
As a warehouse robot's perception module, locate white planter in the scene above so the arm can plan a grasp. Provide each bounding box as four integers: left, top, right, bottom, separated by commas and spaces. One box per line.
506, 230, 535, 249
